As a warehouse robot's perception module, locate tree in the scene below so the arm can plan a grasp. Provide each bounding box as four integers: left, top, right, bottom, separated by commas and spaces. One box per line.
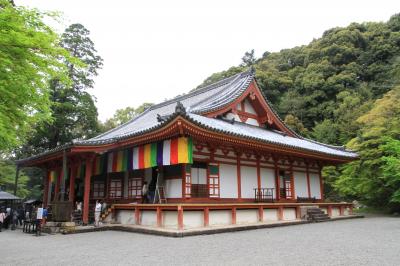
335, 87, 400, 211
241, 49, 256, 67
22, 23, 103, 155
0, 1, 71, 151
100, 103, 153, 132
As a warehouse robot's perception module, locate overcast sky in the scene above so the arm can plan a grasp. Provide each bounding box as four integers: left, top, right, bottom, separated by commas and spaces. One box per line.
17, 0, 399, 121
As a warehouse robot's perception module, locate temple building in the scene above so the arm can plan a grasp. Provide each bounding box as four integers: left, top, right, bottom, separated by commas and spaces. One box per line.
17, 68, 358, 230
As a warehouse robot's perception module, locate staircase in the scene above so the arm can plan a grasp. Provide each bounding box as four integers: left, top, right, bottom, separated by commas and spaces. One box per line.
307, 208, 330, 222
101, 206, 114, 222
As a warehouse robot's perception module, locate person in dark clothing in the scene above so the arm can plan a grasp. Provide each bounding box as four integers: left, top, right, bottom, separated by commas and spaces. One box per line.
17, 207, 24, 226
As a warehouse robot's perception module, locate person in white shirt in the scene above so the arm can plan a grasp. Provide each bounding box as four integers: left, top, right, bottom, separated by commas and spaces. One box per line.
94, 200, 102, 227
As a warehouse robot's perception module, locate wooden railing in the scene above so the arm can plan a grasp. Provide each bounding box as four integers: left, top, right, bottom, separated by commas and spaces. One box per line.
254, 188, 274, 202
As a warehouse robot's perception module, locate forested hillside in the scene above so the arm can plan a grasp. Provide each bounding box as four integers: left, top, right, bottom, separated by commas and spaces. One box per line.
198, 14, 400, 211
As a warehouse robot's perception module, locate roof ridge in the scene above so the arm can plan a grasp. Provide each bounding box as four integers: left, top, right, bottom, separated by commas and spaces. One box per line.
190, 70, 255, 113
91, 70, 250, 141
145, 71, 245, 112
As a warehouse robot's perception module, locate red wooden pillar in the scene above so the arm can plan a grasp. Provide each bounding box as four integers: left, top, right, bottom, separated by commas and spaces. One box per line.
231, 207, 237, 225
135, 207, 140, 225
295, 206, 301, 219
43, 170, 50, 207
54, 168, 62, 201
204, 207, 209, 227
177, 205, 184, 230
278, 206, 284, 220
258, 206, 263, 222
156, 207, 162, 227
83, 158, 93, 225
256, 156, 261, 191
289, 161, 295, 199
306, 163, 311, 198
236, 153, 242, 199
274, 159, 280, 201
69, 165, 77, 203
319, 167, 324, 201
327, 205, 333, 217
349, 205, 353, 215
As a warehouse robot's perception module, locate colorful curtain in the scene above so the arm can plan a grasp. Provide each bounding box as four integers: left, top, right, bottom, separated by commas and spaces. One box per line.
50, 170, 58, 182
76, 163, 86, 179
132, 137, 193, 169
107, 148, 132, 173
106, 137, 193, 173
93, 154, 107, 175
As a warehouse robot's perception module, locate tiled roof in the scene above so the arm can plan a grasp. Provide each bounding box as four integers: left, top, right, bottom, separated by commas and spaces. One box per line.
184, 113, 358, 159
17, 69, 358, 164
90, 69, 255, 142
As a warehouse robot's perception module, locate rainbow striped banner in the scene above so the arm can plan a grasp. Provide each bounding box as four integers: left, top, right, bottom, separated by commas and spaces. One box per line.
107, 148, 132, 173
105, 137, 193, 172
50, 170, 58, 182
132, 137, 193, 169
92, 155, 106, 175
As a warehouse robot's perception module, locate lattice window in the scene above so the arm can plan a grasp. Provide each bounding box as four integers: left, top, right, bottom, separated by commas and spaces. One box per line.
109, 179, 122, 199
128, 178, 142, 199
93, 181, 105, 198
208, 163, 220, 198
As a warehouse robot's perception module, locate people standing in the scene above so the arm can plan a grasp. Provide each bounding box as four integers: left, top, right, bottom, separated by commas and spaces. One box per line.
17, 206, 24, 227
0, 209, 6, 232
76, 201, 82, 213
94, 200, 102, 227
35, 205, 43, 236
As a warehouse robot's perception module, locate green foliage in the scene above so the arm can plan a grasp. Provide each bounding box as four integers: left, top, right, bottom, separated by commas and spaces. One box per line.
0, 1, 72, 151
283, 114, 309, 137
100, 103, 153, 132
22, 23, 103, 155
0, 160, 29, 198
335, 87, 400, 211
241, 49, 256, 67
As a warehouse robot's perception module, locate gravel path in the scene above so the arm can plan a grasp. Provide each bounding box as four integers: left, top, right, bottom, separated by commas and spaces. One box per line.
0, 216, 399, 266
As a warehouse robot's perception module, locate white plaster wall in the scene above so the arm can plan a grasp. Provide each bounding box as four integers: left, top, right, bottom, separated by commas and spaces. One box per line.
260, 168, 276, 198
263, 209, 278, 221
225, 112, 240, 122
332, 207, 340, 217
236, 209, 258, 224
344, 207, 350, 216
219, 164, 238, 198
294, 171, 308, 198
141, 210, 157, 226
310, 173, 321, 199
163, 211, 178, 229
165, 179, 182, 198
209, 210, 231, 226
240, 166, 258, 198
244, 99, 256, 114
116, 210, 135, 225
283, 208, 297, 221
246, 118, 259, 126
183, 211, 204, 229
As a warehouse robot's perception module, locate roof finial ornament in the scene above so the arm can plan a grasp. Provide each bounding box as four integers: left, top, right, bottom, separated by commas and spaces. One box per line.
175, 101, 186, 114
250, 65, 256, 74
